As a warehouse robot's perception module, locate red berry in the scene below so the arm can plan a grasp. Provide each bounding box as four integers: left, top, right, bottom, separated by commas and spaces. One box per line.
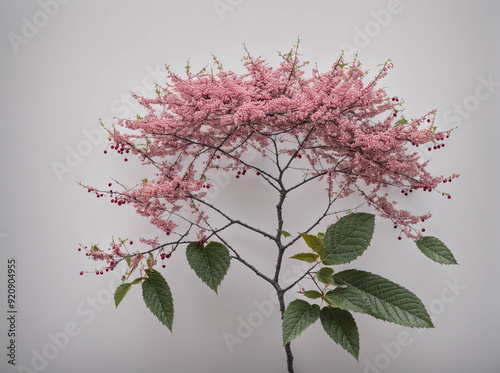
129, 241, 133, 245
100, 271, 103, 275
96, 271, 99, 275
236, 175, 239, 178
124, 158, 128, 162
447, 195, 451, 199
166, 254, 171, 259
393, 113, 397, 117
108, 183, 112, 187
428, 147, 432, 151
422, 228, 426, 232
80, 271, 84, 275
297, 154, 302, 159
427, 119, 430, 123
398, 236, 402, 240
393, 225, 397, 229
104, 150, 107, 154
78, 248, 81, 251
256, 172, 260, 175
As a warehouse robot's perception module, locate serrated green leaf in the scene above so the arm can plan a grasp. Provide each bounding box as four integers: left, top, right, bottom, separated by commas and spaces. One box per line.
290, 252, 319, 263
282, 299, 320, 345
320, 307, 360, 360
331, 269, 433, 328
415, 236, 457, 265
124, 256, 131, 267
318, 232, 325, 239
299, 233, 325, 257
142, 269, 174, 331
303, 290, 323, 299
131, 277, 144, 285
186, 242, 230, 293
317, 267, 337, 285
395, 118, 408, 126
277, 230, 291, 238
323, 213, 375, 265
114, 283, 132, 308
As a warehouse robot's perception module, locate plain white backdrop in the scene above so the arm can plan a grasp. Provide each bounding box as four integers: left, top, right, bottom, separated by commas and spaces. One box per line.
0, 1, 499, 372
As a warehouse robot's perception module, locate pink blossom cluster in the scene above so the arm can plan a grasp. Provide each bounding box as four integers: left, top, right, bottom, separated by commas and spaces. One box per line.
84, 45, 456, 273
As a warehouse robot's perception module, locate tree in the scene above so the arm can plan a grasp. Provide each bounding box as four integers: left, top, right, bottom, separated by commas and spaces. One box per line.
79, 43, 458, 373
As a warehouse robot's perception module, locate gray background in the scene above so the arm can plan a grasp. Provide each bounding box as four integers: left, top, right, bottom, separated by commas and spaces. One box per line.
0, 1, 499, 372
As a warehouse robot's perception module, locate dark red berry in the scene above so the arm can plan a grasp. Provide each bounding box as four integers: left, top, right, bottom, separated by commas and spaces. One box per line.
80, 271, 84, 275
104, 150, 107, 154
398, 236, 402, 240
129, 241, 133, 245
422, 228, 426, 232
124, 158, 128, 162
162, 264, 166, 268
166, 254, 171, 259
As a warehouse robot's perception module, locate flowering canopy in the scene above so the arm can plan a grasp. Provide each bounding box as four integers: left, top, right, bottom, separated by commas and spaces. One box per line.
92, 45, 453, 247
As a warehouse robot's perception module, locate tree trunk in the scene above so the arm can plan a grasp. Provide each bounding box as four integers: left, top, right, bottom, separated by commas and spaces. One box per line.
277, 289, 294, 373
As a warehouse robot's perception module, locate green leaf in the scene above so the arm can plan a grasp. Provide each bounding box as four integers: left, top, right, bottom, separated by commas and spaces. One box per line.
415, 236, 457, 265
290, 252, 319, 263
316, 267, 337, 285
323, 213, 375, 265
124, 256, 131, 267
114, 283, 132, 308
394, 118, 408, 126
186, 242, 231, 293
331, 269, 433, 328
142, 269, 174, 331
277, 229, 291, 238
131, 277, 144, 285
320, 307, 360, 360
142, 178, 148, 185
147, 253, 154, 270
299, 233, 325, 257
282, 299, 320, 345
303, 290, 323, 299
